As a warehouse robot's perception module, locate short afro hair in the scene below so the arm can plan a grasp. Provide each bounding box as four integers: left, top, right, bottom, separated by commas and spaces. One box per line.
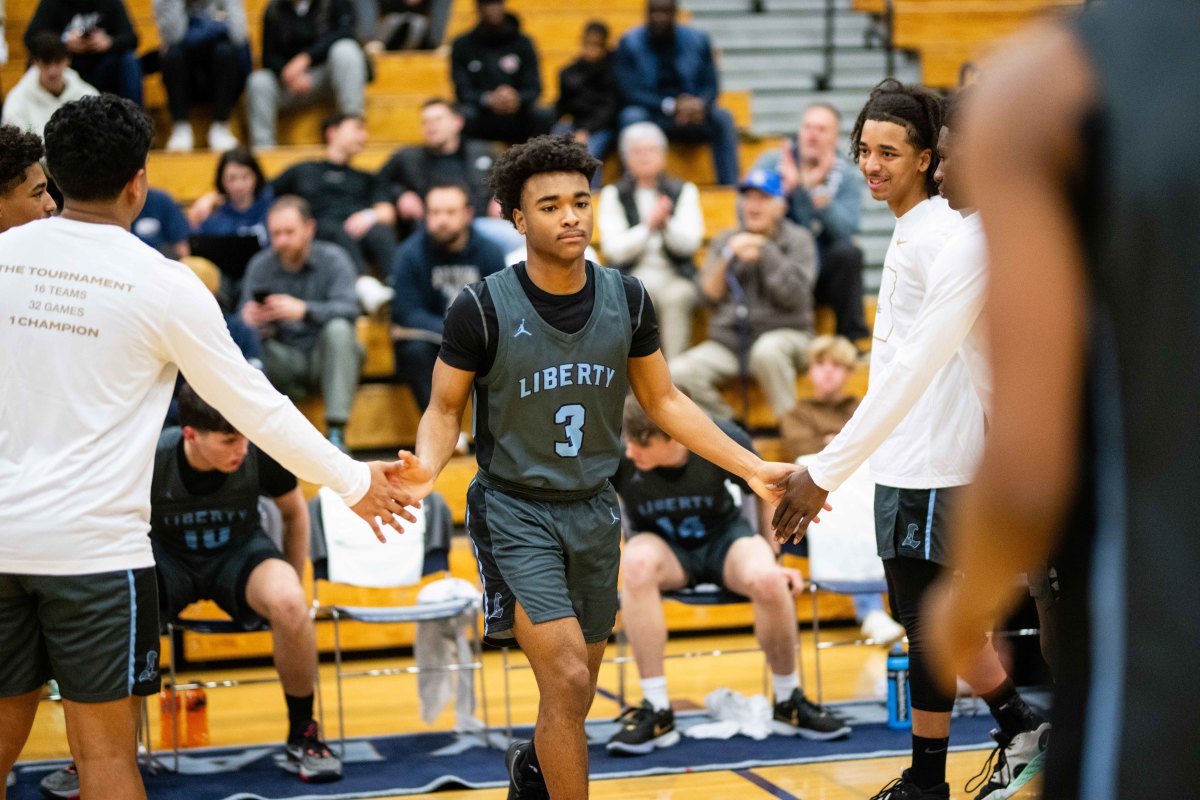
0, 125, 46, 197
850, 78, 945, 199
44, 95, 154, 202
488, 134, 601, 226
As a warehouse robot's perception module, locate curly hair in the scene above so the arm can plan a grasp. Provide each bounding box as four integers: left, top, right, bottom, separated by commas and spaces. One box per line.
44, 95, 154, 202
0, 126, 46, 197
850, 78, 945, 198
488, 134, 602, 226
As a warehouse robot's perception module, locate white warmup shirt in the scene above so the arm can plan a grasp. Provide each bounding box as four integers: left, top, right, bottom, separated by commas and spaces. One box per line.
0, 217, 371, 575
809, 199, 989, 492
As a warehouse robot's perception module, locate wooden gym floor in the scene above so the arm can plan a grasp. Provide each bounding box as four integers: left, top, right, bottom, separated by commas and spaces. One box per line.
16, 629, 1041, 799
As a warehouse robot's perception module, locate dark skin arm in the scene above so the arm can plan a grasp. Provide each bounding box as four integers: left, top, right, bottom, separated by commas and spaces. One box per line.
925, 24, 1095, 690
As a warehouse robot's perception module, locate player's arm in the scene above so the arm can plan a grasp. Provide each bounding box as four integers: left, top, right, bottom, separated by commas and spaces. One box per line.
273, 486, 310, 578
408, 359, 475, 497
927, 24, 1094, 686
628, 350, 797, 503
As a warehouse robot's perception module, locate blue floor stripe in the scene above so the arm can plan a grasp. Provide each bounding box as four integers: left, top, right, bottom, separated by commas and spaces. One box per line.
594, 685, 622, 706
735, 768, 803, 800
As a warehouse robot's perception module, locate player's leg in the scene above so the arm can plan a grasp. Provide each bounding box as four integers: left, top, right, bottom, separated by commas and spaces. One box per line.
38, 568, 160, 800
0, 575, 49, 789
235, 540, 340, 782
721, 532, 850, 740
514, 605, 594, 799
61, 697, 145, 799
618, 533, 687, 682
0, 690, 40, 795
608, 533, 687, 755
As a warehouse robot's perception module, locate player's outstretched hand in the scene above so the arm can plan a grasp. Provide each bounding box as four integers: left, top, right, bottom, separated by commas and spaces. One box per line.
350, 459, 426, 543
769, 466, 832, 545
748, 460, 800, 504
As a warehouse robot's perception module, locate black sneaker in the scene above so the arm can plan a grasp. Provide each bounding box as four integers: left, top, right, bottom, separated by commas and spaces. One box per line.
282, 721, 343, 783
968, 722, 1051, 799
38, 762, 79, 799
770, 688, 852, 741
505, 739, 548, 800
605, 701, 681, 756
870, 769, 950, 799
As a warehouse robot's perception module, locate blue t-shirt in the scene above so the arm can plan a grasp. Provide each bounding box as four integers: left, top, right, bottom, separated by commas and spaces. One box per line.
133, 188, 189, 254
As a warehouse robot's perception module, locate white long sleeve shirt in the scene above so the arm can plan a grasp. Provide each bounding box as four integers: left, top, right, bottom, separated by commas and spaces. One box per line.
597, 181, 705, 272
0, 217, 370, 576
809, 200, 988, 492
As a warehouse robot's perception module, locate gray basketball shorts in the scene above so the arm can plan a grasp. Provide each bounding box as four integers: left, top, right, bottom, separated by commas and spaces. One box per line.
874, 484, 960, 568
466, 480, 623, 646
0, 568, 161, 703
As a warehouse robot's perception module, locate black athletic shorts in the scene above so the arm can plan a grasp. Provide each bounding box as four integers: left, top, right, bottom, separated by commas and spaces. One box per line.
0, 568, 161, 703
636, 516, 758, 588
153, 532, 286, 628
466, 480, 623, 647
874, 484, 960, 567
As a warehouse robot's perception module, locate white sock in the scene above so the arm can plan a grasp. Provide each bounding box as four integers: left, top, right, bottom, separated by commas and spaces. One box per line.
640, 676, 670, 711
772, 672, 800, 703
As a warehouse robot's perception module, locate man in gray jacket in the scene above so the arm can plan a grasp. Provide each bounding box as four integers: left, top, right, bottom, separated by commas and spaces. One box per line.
670, 168, 817, 421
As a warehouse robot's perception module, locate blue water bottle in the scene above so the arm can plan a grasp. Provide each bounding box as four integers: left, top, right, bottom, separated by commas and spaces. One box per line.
886, 643, 912, 731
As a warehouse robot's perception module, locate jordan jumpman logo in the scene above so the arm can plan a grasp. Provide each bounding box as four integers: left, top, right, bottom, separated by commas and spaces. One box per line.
514, 318, 532, 337
609, 508, 620, 525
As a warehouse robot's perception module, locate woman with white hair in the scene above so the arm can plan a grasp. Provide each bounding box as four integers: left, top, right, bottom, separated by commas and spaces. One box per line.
598, 122, 704, 359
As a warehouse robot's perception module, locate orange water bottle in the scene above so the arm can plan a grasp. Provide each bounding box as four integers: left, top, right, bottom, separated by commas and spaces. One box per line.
184, 688, 209, 746
158, 689, 181, 749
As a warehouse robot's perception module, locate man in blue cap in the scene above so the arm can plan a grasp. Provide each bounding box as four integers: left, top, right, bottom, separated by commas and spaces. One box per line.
670, 168, 819, 421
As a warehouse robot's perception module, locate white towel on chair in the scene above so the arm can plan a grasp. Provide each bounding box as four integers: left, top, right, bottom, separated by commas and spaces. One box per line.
415, 578, 480, 726
318, 487, 426, 587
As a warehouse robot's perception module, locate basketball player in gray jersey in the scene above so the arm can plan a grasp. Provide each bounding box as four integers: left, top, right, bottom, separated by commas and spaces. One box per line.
391, 135, 798, 800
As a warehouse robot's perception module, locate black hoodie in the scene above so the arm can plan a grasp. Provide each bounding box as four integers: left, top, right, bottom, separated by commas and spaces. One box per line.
450, 11, 542, 112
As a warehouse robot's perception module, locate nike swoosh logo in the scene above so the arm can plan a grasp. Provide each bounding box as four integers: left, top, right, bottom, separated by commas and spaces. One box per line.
653, 724, 671, 736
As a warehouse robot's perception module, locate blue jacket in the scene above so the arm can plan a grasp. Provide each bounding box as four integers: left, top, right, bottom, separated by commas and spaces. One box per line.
388, 226, 506, 335
614, 24, 719, 112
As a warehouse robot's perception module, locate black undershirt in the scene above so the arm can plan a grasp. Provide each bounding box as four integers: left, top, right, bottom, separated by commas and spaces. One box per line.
176, 440, 298, 499
439, 261, 661, 377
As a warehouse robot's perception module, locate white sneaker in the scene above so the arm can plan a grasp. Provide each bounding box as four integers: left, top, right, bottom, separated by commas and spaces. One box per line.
860, 609, 905, 643
207, 121, 239, 152
355, 275, 394, 314
165, 121, 194, 152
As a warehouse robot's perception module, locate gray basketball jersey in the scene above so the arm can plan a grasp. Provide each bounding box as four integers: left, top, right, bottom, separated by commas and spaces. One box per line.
476, 265, 632, 498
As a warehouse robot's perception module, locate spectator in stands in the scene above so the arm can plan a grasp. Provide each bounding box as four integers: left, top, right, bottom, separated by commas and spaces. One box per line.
240, 195, 363, 452
357, 0, 451, 52
671, 168, 816, 420
23, 0, 142, 104
388, 182, 505, 409
189, 147, 274, 244
449, 0, 554, 144
156, 384, 342, 781
378, 97, 497, 235
272, 113, 397, 311
778, 333, 904, 644
754, 103, 869, 342
608, 394, 850, 756
1, 32, 97, 135
245, 0, 367, 149
598, 121, 702, 359
154, 0, 250, 152
0, 125, 58, 229
614, 0, 739, 186
133, 187, 190, 259
554, 20, 619, 163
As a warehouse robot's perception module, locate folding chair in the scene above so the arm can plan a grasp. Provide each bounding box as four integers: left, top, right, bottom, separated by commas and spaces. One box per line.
309, 489, 491, 755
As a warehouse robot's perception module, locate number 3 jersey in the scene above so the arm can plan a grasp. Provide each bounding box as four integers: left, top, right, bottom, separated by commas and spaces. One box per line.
464, 263, 642, 498
612, 419, 756, 547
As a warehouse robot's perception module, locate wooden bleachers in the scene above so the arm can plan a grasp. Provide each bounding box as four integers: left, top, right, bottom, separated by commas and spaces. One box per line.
852, 0, 1084, 87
